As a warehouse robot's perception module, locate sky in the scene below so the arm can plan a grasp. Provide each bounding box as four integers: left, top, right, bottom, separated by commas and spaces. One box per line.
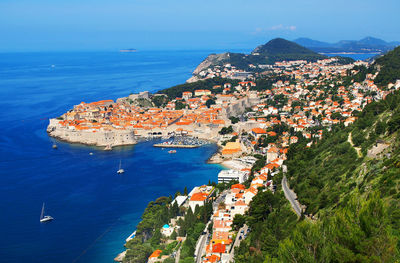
0, 0, 399, 51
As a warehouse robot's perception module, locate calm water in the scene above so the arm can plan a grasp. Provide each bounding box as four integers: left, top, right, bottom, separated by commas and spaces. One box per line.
325, 53, 377, 61
0, 51, 224, 263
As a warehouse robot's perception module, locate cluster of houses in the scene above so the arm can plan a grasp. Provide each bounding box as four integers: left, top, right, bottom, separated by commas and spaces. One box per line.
146, 163, 283, 263
194, 64, 254, 81
147, 185, 215, 262
229, 65, 392, 154
192, 57, 362, 83
202, 169, 277, 263
52, 54, 399, 149
53, 99, 225, 134
49, 81, 262, 147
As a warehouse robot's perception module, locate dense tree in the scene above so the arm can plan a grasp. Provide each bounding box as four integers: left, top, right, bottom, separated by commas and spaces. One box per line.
151, 95, 168, 107
374, 45, 400, 86
375, 120, 386, 135
232, 214, 246, 231
124, 243, 153, 263
175, 101, 186, 110
219, 126, 234, 135
229, 116, 240, 124
277, 193, 398, 262
205, 98, 216, 108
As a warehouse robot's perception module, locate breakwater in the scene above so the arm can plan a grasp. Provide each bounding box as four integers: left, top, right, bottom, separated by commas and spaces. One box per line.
153, 143, 199, 148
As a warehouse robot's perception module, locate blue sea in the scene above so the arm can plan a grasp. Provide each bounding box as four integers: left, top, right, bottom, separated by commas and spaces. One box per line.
0, 50, 376, 263
325, 53, 377, 61
0, 51, 226, 263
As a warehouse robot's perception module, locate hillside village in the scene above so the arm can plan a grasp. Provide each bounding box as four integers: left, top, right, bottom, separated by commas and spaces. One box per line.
49, 56, 394, 154
106, 51, 400, 263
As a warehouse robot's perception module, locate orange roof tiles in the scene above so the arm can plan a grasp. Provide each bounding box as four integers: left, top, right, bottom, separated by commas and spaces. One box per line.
204, 254, 220, 263
149, 249, 162, 259
190, 192, 208, 202
212, 243, 226, 253
231, 184, 245, 190
252, 128, 267, 134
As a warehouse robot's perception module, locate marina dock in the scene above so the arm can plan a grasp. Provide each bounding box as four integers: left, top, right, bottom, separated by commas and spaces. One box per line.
153, 137, 208, 148
153, 143, 199, 148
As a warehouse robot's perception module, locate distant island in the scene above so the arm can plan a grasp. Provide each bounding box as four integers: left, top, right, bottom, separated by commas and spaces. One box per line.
294, 36, 399, 54
120, 49, 137, 52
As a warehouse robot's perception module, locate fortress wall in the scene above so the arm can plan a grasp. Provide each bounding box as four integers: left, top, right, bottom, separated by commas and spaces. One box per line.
47, 119, 136, 147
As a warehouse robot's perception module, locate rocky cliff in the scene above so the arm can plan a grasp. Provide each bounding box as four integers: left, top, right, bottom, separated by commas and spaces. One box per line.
192, 53, 232, 74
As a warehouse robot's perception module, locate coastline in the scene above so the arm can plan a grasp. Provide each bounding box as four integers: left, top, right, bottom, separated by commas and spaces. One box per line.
1, 49, 226, 263
47, 118, 137, 149
114, 141, 223, 262
42, 53, 253, 262
47, 131, 137, 150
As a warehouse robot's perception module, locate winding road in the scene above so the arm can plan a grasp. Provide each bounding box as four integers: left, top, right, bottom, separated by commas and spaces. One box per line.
282, 175, 302, 217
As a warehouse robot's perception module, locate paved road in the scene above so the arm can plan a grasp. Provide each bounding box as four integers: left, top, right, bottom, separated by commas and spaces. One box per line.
227, 224, 249, 262
213, 190, 228, 210
195, 189, 227, 263
282, 175, 302, 216
174, 246, 181, 263
195, 223, 210, 263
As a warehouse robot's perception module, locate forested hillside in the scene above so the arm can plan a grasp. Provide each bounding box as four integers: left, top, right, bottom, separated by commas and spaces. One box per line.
374, 46, 400, 86
234, 49, 400, 262
235, 89, 400, 263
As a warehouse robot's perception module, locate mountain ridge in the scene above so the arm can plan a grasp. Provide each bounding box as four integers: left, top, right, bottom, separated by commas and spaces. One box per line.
294, 36, 399, 53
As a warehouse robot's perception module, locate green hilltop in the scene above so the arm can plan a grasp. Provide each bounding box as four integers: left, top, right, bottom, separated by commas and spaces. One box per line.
373, 45, 400, 86
251, 37, 326, 62
192, 38, 352, 73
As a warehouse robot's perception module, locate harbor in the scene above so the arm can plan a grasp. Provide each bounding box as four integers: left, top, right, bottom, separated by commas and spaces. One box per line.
153, 137, 209, 148
153, 143, 199, 148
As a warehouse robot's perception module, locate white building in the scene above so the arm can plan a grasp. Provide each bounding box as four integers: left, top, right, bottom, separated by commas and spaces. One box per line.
172, 195, 188, 207
243, 188, 257, 204
230, 200, 248, 217
218, 169, 248, 184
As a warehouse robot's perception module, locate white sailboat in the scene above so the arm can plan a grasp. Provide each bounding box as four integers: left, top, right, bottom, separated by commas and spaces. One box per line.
40, 203, 54, 223
117, 160, 125, 174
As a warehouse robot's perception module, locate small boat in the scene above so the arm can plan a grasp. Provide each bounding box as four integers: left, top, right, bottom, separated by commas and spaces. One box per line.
89, 152, 93, 155
168, 150, 176, 154
104, 145, 112, 151
52, 143, 58, 149
117, 160, 125, 174
126, 230, 136, 242
40, 203, 54, 223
